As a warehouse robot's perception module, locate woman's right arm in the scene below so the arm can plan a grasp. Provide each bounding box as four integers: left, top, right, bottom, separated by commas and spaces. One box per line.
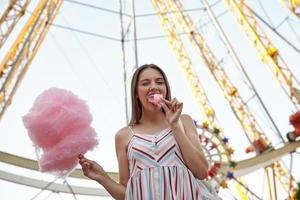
78, 154, 126, 200
115, 127, 131, 187
78, 128, 130, 200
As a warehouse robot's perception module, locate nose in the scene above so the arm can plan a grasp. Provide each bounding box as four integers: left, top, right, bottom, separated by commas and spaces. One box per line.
149, 81, 159, 91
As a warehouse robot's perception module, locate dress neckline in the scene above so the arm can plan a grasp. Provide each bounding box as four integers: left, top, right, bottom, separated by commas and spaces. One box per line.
129, 126, 171, 137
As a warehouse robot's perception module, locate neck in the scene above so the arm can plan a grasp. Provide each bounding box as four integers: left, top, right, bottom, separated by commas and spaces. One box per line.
140, 109, 166, 125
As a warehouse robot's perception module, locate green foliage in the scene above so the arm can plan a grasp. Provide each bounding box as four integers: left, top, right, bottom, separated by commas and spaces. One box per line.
296, 182, 300, 200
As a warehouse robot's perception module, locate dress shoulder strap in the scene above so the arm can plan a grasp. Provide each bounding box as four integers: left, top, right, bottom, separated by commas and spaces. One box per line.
128, 126, 135, 135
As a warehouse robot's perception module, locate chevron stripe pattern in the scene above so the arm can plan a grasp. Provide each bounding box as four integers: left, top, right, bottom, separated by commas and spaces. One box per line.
125, 127, 204, 200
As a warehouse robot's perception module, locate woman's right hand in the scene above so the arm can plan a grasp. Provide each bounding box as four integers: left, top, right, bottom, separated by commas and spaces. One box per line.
78, 154, 126, 200
78, 154, 108, 182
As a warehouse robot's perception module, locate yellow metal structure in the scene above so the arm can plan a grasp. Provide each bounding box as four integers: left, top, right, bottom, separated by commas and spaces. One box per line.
236, 178, 249, 200
265, 168, 274, 200
152, 0, 297, 198
280, 0, 300, 19
159, 1, 267, 199
0, 0, 63, 120
164, 0, 268, 151
2, 140, 300, 196
0, 0, 31, 48
0, 0, 297, 198
223, 0, 300, 106
151, 0, 233, 187
222, 1, 299, 196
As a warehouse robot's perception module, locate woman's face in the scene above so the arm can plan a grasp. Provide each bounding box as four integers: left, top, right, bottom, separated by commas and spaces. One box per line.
137, 68, 167, 111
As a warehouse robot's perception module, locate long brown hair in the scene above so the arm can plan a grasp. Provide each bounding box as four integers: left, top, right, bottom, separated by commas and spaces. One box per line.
129, 64, 171, 126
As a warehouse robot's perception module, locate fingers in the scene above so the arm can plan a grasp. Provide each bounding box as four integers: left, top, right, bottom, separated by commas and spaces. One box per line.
170, 98, 182, 112
161, 98, 172, 106
81, 162, 91, 176
161, 102, 170, 112
78, 154, 92, 167
176, 101, 183, 111
78, 156, 92, 177
171, 98, 178, 112
82, 162, 90, 169
79, 158, 89, 166
161, 98, 183, 112
78, 154, 84, 159
174, 102, 183, 115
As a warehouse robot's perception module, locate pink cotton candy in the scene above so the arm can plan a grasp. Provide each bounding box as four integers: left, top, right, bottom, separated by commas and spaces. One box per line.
40, 127, 98, 176
148, 93, 163, 107
23, 88, 93, 149
22, 87, 98, 176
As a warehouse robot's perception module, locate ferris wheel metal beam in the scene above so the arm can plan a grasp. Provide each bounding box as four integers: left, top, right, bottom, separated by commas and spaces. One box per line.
0, 151, 118, 180
151, 0, 234, 188
221, 0, 300, 193
154, 0, 297, 196
0, 0, 31, 48
1, 140, 299, 196
280, 0, 300, 19
164, 0, 270, 154
0, 169, 110, 196
201, 0, 284, 143
222, 140, 300, 177
223, 0, 300, 107
0, 0, 63, 121
151, 0, 219, 127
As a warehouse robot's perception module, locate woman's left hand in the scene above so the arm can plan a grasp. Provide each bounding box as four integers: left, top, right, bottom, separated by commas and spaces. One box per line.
161, 98, 183, 127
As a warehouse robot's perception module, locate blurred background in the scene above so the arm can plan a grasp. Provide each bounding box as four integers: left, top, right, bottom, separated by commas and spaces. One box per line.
0, 0, 300, 199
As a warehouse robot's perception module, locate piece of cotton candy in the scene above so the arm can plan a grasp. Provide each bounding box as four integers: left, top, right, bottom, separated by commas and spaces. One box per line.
39, 127, 98, 176
22, 87, 98, 177
148, 93, 163, 108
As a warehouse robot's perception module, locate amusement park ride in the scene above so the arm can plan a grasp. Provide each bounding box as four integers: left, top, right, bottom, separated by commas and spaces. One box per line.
0, 0, 300, 199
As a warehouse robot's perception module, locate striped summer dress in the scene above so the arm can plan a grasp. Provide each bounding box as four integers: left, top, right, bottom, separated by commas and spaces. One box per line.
125, 126, 216, 200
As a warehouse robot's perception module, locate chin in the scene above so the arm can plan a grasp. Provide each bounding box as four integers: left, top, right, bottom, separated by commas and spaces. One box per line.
148, 105, 161, 112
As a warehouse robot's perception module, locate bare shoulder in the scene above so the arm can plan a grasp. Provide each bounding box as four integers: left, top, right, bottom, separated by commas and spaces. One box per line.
115, 126, 131, 147
115, 126, 130, 138
180, 114, 198, 134
180, 114, 194, 125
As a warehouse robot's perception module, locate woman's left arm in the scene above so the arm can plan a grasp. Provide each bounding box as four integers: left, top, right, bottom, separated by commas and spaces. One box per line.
173, 114, 208, 179
161, 98, 208, 179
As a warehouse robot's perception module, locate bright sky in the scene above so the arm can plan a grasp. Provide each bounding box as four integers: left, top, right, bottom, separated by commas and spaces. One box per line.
1, 0, 300, 199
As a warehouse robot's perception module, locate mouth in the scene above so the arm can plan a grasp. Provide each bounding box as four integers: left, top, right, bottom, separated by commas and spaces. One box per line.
147, 92, 160, 99
147, 93, 163, 106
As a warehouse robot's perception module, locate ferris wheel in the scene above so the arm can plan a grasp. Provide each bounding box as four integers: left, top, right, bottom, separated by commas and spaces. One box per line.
0, 0, 300, 199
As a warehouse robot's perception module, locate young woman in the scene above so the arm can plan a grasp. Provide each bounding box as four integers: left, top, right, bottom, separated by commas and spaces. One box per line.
79, 64, 219, 199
